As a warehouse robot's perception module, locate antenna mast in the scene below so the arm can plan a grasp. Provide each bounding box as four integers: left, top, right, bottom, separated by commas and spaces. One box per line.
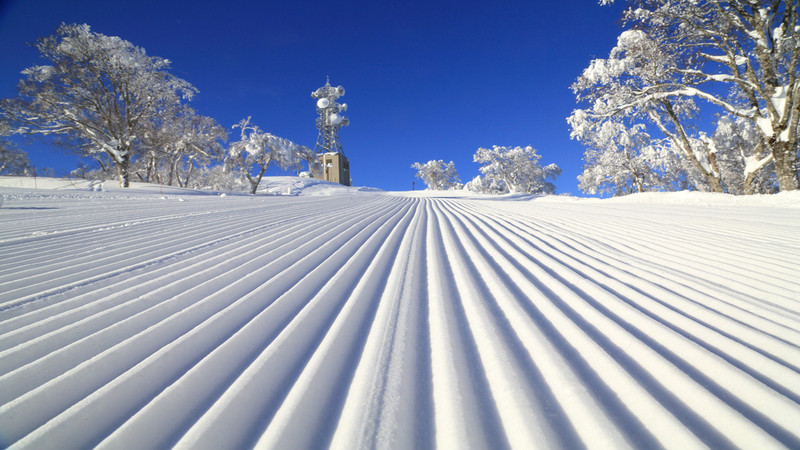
311, 78, 349, 154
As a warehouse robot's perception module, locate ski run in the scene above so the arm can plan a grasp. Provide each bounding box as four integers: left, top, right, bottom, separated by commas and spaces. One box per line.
0, 176, 799, 449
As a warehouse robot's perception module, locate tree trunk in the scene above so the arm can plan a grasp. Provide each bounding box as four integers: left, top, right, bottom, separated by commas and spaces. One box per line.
249, 176, 260, 195
247, 167, 266, 194
660, 101, 724, 193
180, 159, 194, 188
772, 141, 800, 191
149, 154, 157, 183
743, 171, 756, 196
168, 157, 179, 186
634, 173, 644, 193
113, 152, 131, 188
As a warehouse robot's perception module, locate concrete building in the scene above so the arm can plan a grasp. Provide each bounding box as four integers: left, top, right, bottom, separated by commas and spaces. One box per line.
320, 152, 351, 186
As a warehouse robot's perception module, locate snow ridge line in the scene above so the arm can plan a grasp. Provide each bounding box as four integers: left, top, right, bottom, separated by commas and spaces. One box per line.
0, 207, 254, 272
457, 203, 800, 394
0, 197, 397, 359
0, 197, 385, 326
456, 200, 800, 329
0, 205, 236, 246
437, 199, 800, 447
0, 196, 412, 445
0, 201, 364, 335
330, 198, 434, 448
0, 199, 335, 297
167, 199, 415, 449
0, 196, 392, 311
457, 200, 800, 306
0, 196, 398, 372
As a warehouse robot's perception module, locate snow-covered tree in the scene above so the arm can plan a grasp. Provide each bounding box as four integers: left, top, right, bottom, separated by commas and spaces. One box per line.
0, 139, 32, 175
472, 145, 561, 194
583, 0, 800, 191
706, 115, 776, 194
187, 164, 246, 192
411, 160, 462, 190
138, 106, 227, 187
639, 138, 710, 191
296, 145, 322, 178
0, 23, 197, 187
575, 117, 775, 196
576, 121, 657, 196
228, 117, 312, 194
569, 30, 726, 192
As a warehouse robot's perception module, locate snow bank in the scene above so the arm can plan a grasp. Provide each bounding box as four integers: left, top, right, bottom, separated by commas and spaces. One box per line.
0, 175, 383, 200
599, 190, 800, 208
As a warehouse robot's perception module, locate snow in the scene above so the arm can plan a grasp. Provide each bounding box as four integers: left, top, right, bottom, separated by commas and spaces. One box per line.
1, 176, 799, 449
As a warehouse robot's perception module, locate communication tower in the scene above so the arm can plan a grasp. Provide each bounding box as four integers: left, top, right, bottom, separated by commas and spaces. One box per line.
311, 78, 351, 185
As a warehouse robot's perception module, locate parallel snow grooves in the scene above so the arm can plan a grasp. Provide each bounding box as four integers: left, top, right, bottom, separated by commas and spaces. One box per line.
0, 208, 242, 276
441, 200, 800, 447
0, 199, 335, 306
1, 188, 799, 449
430, 199, 598, 449
253, 199, 419, 448
88, 198, 414, 449
1, 195, 410, 447
168, 199, 415, 450
424, 199, 508, 450
460, 204, 800, 352
0, 197, 394, 365
460, 201, 800, 336
0, 201, 231, 246
460, 202, 800, 380
0, 197, 359, 319
473, 202, 800, 304
433, 199, 693, 448
0, 196, 396, 380
0, 202, 339, 317
329, 199, 434, 449
0, 206, 310, 331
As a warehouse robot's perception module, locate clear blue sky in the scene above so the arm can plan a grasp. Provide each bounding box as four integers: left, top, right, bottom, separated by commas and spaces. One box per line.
0, 0, 625, 194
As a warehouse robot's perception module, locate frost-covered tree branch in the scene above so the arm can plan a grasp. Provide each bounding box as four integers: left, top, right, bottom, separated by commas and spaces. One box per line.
411, 160, 462, 190
575, 121, 659, 195
610, 0, 798, 190
228, 117, 312, 194
570, 29, 727, 192
469, 145, 561, 194
572, 0, 800, 192
138, 106, 227, 187
0, 139, 32, 175
0, 23, 197, 187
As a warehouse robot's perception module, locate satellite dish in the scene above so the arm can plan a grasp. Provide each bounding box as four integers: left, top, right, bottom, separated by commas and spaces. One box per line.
337, 86, 345, 95
329, 113, 341, 125
340, 103, 347, 111
317, 98, 330, 108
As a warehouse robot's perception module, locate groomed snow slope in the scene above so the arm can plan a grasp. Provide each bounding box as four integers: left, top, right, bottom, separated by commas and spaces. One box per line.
1, 177, 799, 449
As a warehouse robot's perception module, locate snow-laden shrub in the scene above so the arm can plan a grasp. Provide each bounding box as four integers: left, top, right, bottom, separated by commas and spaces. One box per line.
411, 160, 462, 190
464, 175, 507, 194
473, 145, 561, 194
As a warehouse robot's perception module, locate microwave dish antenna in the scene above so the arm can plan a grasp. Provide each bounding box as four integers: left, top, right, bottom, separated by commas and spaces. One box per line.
311, 78, 349, 154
